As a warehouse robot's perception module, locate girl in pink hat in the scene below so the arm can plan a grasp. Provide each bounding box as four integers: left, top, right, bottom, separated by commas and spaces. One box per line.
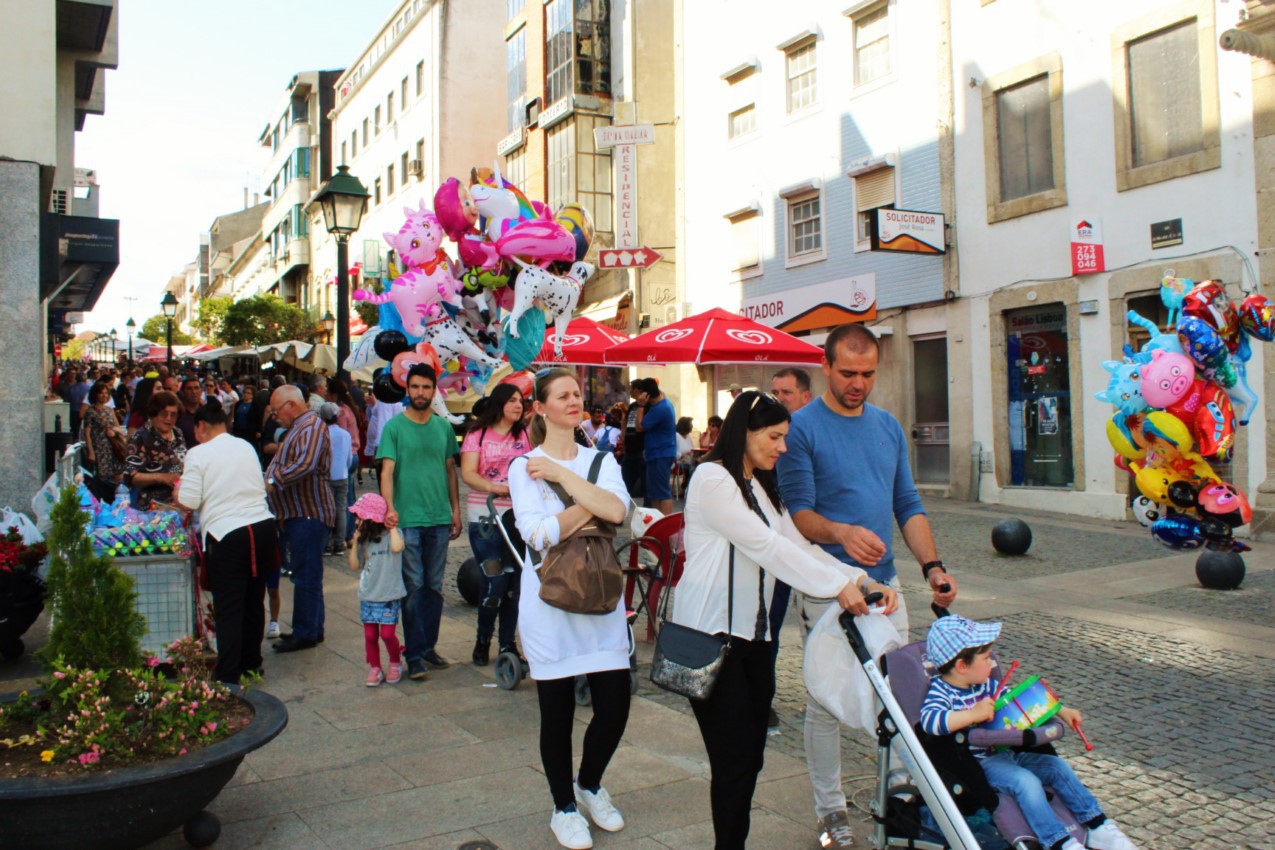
348, 493, 407, 686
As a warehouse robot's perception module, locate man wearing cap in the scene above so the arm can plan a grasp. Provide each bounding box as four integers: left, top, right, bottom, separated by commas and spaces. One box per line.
777, 322, 958, 850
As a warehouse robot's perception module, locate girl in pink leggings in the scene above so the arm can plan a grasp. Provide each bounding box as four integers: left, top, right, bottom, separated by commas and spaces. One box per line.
348, 494, 407, 686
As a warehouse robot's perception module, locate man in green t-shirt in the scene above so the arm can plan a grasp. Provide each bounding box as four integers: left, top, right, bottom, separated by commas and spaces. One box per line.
378, 363, 460, 681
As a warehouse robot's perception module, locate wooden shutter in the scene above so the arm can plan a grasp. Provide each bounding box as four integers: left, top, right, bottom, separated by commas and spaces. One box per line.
856, 167, 895, 211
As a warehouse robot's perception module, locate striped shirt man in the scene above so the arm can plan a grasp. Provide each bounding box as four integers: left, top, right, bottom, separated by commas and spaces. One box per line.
919, 677, 997, 758
266, 409, 336, 527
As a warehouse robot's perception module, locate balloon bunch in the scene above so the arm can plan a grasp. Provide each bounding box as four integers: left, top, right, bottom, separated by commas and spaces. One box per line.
346, 160, 597, 415
1101, 272, 1273, 552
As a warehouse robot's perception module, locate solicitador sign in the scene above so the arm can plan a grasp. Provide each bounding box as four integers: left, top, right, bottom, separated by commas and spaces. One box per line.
740, 274, 877, 334
869, 208, 946, 255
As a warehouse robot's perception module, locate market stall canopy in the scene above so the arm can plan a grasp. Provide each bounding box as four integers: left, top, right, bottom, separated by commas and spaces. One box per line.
138, 344, 207, 363
533, 316, 629, 366
189, 345, 253, 362
602, 307, 824, 366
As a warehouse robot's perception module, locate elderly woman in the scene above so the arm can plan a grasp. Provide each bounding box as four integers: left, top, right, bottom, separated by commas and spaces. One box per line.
673, 391, 898, 850
178, 401, 276, 683
124, 389, 187, 509
81, 380, 129, 502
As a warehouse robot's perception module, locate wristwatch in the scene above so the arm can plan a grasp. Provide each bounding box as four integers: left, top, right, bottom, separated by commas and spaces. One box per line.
921, 560, 946, 580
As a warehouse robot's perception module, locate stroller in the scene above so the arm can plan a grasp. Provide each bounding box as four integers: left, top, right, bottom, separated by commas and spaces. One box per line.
482, 494, 639, 703
839, 601, 1086, 850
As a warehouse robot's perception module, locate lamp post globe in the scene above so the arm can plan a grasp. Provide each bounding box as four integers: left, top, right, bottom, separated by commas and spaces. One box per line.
312, 165, 369, 383
161, 292, 179, 372
126, 317, 135, 365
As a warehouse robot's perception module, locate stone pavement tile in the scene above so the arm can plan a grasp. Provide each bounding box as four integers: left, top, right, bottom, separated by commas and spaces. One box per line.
382, 828, 491, 849
225, 761, 263, 788
597, 775, 714, 840
211, 761, 414, 825
1128, 568, 1275, 630
384, 731, 541, 788
144, 811, 332, 850
296, 764, 549, 850
647, 805, 808, 850
246, 712, 479, 782
445, 700, 545, 742
570, 742, 698, 796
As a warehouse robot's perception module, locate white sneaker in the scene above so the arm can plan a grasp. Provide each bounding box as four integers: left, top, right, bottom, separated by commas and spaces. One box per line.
1087, 821, 1138, 850
1059, 840, 1086, 850
574, 782, 625, 832
550, 808, 593, 849
267, 621, 280, 639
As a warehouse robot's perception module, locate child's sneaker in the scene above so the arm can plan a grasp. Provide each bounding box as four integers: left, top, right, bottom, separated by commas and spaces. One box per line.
574, 782, 624, 832
366, 667, 385, 687
1059, 840, 1085, 850
549, 807, 593, 849
1086, 821, 1137, 850
385, 662, 403, 684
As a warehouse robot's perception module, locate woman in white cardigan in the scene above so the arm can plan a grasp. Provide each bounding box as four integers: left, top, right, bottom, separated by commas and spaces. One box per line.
508, 368, 632, 850
672, 391, 898, 850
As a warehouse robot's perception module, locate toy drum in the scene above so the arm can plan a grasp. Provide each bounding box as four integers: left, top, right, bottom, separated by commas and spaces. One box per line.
990, 675, 1062, 731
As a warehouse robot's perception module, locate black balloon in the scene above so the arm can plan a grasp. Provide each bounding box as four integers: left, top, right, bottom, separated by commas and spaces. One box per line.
1167, 480, 1198, 509
373, 372, 405, 403
373, 329, 410, 361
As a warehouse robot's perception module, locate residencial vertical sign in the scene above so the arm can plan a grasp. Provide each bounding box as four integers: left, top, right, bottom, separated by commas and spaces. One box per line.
614, 142, 638, 249
1070, 217, 1104, 275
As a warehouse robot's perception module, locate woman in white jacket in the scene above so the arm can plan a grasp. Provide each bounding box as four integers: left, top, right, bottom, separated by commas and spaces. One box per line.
508, 368, 632, 850
672, 391, 898, 850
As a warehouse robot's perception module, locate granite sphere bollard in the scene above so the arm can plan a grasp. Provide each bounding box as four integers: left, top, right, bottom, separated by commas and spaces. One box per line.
1195, 548, 1245, 590
457, 556, 482, 606
991, 518, 1033, 556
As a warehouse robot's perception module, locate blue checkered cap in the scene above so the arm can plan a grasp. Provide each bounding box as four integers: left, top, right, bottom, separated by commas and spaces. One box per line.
926, 615, 1002, 668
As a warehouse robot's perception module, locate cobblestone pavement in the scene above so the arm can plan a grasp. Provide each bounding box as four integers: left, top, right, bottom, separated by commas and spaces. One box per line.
1127, 566, 1275, 629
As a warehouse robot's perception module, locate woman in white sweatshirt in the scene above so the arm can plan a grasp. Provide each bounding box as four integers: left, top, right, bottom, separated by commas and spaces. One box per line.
672, 391, 898, 850
508, 368, 632, 850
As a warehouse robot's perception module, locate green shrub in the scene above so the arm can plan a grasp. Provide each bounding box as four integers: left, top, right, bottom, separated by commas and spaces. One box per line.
38, 484, 144, 672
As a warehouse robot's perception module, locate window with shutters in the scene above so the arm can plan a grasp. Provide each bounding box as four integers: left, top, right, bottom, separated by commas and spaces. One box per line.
727, 209, 762, 278
781, 186, 824, 266
851, 3, 891, 87
1112, 2, 1219, 191
981, 53, 1067, 222
854, 167, 895, 250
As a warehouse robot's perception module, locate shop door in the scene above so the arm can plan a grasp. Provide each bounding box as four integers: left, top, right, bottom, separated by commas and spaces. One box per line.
911, 335, 949, 484
1006, 305, 1073, 487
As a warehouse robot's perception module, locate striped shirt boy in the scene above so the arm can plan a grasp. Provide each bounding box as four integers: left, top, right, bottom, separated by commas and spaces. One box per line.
919, 677, 997, 758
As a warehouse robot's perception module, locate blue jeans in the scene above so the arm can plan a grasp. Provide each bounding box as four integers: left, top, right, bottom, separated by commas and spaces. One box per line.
469, 521, 518, 647
400, 525, 450, 663
283, 517, 328, 641
979, 751, 1102, 848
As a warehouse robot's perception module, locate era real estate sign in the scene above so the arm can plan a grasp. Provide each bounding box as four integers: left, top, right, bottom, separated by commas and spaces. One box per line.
1070, 217, 1105, 275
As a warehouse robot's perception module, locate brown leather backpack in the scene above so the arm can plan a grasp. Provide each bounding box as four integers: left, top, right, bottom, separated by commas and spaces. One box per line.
529, 453, 624, 615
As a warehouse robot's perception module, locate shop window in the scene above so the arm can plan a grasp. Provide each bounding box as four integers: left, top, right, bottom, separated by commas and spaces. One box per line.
1005, 304, 1073, 487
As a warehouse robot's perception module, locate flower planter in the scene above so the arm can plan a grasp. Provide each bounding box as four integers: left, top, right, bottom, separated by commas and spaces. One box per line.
0, 686, 288, 849
0, 573, 45, 660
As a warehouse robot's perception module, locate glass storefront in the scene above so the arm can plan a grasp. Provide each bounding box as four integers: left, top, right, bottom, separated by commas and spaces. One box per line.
1006, 304, 1073, 487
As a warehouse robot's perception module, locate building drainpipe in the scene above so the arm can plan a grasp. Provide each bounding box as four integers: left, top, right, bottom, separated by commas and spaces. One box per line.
1220, 28, 1275, 62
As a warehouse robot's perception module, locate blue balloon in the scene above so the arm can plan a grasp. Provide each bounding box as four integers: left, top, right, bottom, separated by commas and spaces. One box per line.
1150, 514, 1206, 550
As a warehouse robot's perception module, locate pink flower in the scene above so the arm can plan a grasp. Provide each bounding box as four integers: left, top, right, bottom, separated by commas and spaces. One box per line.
206, 721, 217, 733
146, 656, 160, 668
179, 748, 188, 755
53, 671, 66, 679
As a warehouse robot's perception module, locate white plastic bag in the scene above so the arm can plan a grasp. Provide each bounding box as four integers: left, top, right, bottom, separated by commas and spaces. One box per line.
1, 507, 43, 545
630, 507, 665, 539
803, 604, 904, 734
29, 471, 62, 536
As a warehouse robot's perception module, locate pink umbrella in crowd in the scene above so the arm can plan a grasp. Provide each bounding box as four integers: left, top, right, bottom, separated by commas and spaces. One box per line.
602, 307, 824, 365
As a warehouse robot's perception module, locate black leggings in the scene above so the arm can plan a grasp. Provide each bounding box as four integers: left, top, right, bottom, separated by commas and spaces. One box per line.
536, 669, 632, 810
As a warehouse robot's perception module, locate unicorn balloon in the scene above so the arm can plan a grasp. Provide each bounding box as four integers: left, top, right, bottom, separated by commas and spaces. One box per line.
435, 177, 502, 272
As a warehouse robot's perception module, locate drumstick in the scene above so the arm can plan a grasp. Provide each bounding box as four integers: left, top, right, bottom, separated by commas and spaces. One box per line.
1072, 718, 1095, 751
991, 661, 1019, 702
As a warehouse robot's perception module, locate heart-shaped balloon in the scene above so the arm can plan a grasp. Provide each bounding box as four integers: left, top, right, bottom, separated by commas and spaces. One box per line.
1239, 292, 1275, 342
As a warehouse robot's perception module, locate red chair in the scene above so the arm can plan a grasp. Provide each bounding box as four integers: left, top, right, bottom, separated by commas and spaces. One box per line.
618, 513, 685, 642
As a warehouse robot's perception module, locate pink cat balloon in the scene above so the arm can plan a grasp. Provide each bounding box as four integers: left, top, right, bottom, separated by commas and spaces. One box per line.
353, 202, 460, 338
1140, 349, 1196, 409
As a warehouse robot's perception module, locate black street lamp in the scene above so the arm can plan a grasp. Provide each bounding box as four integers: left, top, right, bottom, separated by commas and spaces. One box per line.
126, 317, 135, 365
322, 310, 336, 344
312, 166, 369, 383
109, 328, 117, 366
161, 292, 179, 372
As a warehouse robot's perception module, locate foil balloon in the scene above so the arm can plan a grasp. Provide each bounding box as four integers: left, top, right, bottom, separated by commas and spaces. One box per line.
1131, 496, 1160, 528
1182, 280, 1240, 351
499, 370, 535, 399
373, 330, 409, 362
1165, 379, 1236, 462
1107, 413, 1146, 461
1161, 271, 1190, 326
1129, 460, 1190, 506
1094, 361, 1149, 416
1196, 482, 1253, 528
372, 369, 406, 404
1238, 292, 1275, 342
555, 202, 595, 262
1150, 514, 1207, 550
1126, 310, 1184, 360
1177, 315, 1230, 374
1139, 349, 1195, 408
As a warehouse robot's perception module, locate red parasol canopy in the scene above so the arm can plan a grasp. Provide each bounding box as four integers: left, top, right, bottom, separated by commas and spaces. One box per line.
534, 315, 630, 366
602, 307, 824, 365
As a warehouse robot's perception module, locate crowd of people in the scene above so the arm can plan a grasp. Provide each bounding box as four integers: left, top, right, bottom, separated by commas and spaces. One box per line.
43, 328, 1140, 850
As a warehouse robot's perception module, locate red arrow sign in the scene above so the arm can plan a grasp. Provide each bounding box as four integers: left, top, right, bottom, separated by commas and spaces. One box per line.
599, 247, 663, 270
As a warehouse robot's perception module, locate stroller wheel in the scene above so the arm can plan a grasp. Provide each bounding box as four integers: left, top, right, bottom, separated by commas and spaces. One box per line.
573, 674, 592, 706
494, 651, 523, 690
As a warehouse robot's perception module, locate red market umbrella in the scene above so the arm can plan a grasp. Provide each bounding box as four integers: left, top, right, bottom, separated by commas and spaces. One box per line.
534, 315, 630, 367
603, 307, 824, 366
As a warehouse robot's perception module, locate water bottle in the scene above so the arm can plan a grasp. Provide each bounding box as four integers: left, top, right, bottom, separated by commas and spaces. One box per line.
114, 481, 130, 506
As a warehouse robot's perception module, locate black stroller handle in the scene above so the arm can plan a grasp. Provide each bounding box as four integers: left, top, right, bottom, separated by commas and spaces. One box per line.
931, 582, 952, 619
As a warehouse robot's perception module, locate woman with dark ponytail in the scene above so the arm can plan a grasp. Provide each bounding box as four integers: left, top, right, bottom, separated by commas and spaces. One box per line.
672, 390, 899, 849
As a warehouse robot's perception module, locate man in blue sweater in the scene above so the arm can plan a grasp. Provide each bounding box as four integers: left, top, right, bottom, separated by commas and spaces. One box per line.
777, 322, 958, 850
634, 377, 677, 516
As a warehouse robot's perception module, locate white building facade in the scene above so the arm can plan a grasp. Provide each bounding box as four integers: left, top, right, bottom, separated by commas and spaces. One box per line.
681, 0, 957, 489
951, 0, 1265, 518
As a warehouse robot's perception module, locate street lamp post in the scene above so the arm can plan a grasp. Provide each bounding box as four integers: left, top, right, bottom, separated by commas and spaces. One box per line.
322, 310, 336, 345
161, 292, 178, 372
312, 166, 369, 383
126, 317, 135, 365
109, 328, 117, 367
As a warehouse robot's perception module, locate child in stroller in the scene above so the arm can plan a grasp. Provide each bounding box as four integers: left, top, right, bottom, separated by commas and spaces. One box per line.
916, 615, 1138, 850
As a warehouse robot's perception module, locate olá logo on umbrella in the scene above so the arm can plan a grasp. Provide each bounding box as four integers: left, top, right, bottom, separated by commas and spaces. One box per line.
546, 333, 590, 348
655, 328, 694, 344
726, 329, 772, 345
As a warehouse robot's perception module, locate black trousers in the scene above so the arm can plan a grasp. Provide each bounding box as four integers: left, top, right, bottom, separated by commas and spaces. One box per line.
690, 638, 775, 850
537, 668, 632, 810
205, 519, 276, 683
620, 451, 645, 499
